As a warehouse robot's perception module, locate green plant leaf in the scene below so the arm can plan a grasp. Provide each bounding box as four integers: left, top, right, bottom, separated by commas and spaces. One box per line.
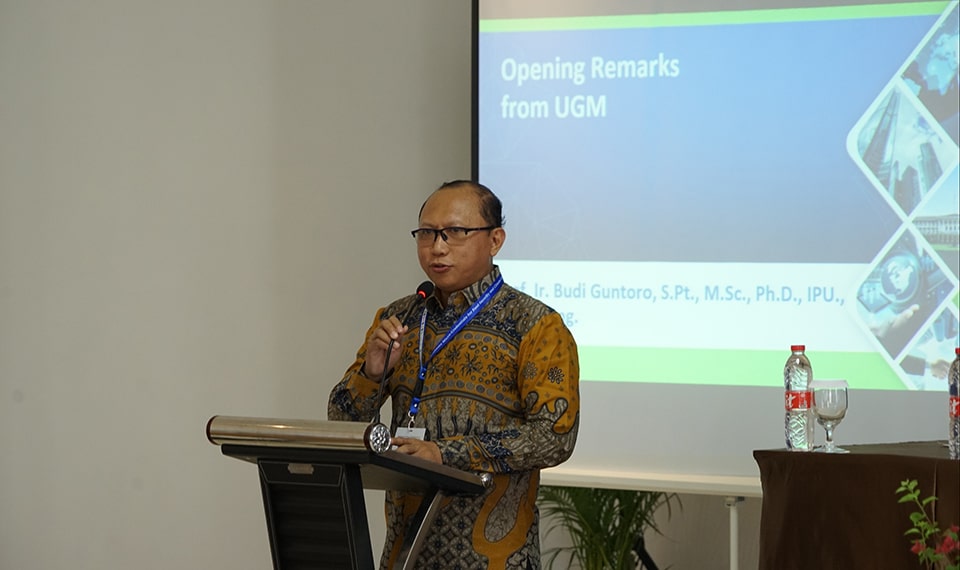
539, 485, 682, 570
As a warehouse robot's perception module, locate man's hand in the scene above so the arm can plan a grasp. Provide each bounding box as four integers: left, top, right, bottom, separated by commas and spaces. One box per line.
363, 316, 408, 379
392, 437, 442, 464
869, 304, 919, 339
930, 359, 950, 379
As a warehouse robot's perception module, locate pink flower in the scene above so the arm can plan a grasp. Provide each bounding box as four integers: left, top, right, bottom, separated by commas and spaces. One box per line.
897, 480, 960, 567
935, 533, 957, 555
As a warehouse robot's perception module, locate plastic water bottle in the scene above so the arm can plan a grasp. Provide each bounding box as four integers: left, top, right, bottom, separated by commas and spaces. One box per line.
949, 347, 960, 460
784, 345, 814, 451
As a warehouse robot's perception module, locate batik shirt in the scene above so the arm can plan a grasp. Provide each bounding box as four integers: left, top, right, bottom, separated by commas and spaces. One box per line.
328, 267, 580, 570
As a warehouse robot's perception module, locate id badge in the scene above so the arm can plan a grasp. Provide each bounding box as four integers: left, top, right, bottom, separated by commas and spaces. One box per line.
394, 426, 426, 440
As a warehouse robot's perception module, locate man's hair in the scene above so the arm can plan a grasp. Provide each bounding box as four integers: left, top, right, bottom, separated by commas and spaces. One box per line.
420, 180, 505, 227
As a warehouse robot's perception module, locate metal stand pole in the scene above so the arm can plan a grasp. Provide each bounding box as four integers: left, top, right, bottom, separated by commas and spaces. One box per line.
724, 496, 745, 570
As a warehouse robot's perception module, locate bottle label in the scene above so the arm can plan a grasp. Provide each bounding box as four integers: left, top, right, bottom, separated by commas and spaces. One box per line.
785, 390, 812, 411
950, 395, 960, 419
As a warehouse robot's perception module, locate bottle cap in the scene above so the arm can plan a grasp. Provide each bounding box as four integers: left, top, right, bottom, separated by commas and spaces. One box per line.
791, 345, 805, 352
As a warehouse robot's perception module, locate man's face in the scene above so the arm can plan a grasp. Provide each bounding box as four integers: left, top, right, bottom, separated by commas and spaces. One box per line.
416, 187, 505, 301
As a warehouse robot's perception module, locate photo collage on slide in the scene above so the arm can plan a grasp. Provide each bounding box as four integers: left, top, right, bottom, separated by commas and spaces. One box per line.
847, 1, 960, 390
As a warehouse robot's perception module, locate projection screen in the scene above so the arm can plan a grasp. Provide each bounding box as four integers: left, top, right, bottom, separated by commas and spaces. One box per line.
473, 0, 959, 484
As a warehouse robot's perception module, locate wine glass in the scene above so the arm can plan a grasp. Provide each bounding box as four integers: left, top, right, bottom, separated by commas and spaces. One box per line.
811, 379, 849, 453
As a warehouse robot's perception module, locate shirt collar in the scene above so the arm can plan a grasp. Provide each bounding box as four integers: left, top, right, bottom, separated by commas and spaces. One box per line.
427, 265, 501, 311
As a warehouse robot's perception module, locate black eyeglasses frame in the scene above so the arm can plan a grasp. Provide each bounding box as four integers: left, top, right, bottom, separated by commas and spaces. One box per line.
410, 226, 498, 244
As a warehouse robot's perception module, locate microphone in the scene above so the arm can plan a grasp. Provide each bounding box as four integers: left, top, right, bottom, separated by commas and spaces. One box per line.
392, 281, 434, 332
371, 281, 434, 425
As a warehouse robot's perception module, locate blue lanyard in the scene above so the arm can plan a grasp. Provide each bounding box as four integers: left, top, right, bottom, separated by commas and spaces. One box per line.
406, 275, 503, 426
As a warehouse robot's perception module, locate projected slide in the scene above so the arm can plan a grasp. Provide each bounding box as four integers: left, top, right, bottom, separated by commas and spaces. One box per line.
477, 1, 960, 390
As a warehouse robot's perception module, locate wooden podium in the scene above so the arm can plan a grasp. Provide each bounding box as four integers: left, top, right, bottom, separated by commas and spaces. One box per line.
207, 416, 486, 570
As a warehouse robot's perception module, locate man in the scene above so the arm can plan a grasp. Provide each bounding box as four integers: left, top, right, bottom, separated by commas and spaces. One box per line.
328, 180, 580, 569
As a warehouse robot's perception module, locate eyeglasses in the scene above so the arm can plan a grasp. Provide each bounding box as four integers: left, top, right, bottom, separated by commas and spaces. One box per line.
410, 226, 497, 245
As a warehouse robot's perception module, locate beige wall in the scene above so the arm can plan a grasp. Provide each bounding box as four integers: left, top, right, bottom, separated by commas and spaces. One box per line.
0, 1, 759, 569
0, 1, 468, 568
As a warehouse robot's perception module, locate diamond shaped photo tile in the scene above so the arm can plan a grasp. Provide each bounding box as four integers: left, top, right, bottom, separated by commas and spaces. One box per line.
852, 84, 954, 217
898, 306, 960, 390
901, 1, 960, 146
912, 164, 959, 279
854, 228, 955, 359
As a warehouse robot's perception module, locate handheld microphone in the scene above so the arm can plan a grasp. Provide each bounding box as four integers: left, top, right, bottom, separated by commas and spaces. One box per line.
372, 281, 434, 425
394, 281, 434, 330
